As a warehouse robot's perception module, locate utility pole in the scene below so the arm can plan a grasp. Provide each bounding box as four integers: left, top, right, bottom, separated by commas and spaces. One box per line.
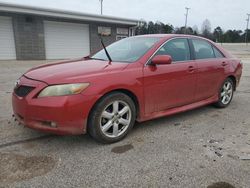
100, 0, 103, 15
245, 14, 250, 45
184, 7, 191, 34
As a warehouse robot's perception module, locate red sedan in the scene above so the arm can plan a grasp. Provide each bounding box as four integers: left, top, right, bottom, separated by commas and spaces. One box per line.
12, 34, 242, 143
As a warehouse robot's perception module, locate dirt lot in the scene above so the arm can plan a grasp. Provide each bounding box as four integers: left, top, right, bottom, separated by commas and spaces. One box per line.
0, 44, 250, 188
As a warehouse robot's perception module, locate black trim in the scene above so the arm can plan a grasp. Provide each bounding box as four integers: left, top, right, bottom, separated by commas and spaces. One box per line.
187, 38, 195, 60
212, 45, 225, 58
14, 85, 35, 97
211, 45, 217, 58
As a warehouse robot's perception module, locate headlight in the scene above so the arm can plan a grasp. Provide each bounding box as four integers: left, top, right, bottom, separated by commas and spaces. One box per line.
38, 83, 89, 97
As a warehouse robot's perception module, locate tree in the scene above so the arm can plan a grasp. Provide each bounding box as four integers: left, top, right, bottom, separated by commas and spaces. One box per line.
223, 30, 243, 43
192, 25, 199, 35
147, 21, 155, 34
242, 29, 250, 43
135, 21, 148, 35
135, 21, 174, 35
213, 26, 223, 43
164, 24, 174, 33
154, 21, 165, 33
174, 26, 193, 34
134, 20, 245, 43
186, 27, 194, 35
201, 19, 213, 40
174, 27, 185, 34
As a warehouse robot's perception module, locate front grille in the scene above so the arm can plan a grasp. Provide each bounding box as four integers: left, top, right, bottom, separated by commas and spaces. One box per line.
14, 85, 35, 97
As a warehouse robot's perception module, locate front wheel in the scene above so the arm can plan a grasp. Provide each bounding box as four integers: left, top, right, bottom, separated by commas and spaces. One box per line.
88, 92, 136, 144
214, 78, 234, 108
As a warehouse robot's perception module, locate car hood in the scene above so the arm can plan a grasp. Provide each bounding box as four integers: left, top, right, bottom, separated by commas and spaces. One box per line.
24, 59, 129, 84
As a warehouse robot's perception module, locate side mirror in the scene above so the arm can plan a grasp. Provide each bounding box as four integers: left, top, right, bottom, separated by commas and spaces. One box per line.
151, 55, 172, 65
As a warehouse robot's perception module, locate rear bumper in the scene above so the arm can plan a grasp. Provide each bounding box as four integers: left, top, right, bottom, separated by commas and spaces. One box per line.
12, 76, 98, 135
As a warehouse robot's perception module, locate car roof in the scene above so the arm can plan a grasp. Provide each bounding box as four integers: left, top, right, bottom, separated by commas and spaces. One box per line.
133, 34, 209, 41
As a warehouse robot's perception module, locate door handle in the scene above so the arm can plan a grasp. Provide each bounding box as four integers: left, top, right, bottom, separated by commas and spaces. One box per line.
188, 66, 195, 73
222, 62, 228, 67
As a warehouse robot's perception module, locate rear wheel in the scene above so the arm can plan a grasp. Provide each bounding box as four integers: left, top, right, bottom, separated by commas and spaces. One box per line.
88, 92, 136, 143
214, 78, 234, 108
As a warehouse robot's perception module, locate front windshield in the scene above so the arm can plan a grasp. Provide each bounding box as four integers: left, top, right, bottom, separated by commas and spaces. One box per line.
91, 37, 161, 63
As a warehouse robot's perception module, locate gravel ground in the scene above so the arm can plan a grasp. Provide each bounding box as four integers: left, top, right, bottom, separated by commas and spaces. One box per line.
0, 44, 250, 188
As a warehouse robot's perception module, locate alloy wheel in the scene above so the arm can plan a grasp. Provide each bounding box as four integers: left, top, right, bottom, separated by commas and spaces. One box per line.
220, 80, 233, 105
100, 100, 132, 138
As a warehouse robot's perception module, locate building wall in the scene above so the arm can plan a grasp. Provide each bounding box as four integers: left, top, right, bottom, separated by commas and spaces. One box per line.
0, 12, 132, 60
89, 23, 128, 54
12, 15, 46, 60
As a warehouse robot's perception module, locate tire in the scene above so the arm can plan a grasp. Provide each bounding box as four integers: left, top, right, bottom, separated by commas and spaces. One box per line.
87, 92, 136, 144
214, 78, 234, 108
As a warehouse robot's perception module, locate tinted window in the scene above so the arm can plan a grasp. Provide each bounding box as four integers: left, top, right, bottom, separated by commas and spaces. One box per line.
91, 37, 161, 63
192, 39, 215, 59
213, 46, 224, 58
155, 38, 191, 62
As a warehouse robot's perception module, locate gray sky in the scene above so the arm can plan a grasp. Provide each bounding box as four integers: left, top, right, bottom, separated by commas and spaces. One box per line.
1, 0, 249, 31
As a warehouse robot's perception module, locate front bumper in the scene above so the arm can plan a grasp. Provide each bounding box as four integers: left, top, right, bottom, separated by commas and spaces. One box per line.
12, 76, 98, 135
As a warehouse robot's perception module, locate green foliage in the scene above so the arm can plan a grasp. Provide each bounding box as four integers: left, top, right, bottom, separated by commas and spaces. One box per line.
174, 27, 194, 34
135, 21, 174, 35
135, 20, 249, 43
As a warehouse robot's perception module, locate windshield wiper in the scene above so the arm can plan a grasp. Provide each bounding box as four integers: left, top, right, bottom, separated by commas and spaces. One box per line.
100, 37, 112, 62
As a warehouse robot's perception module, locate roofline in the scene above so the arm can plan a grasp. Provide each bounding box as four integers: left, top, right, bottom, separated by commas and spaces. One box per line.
0, 2, 140, 26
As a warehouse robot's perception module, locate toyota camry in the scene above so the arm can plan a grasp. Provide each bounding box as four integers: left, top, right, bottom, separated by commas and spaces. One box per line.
12, 34, 243, 143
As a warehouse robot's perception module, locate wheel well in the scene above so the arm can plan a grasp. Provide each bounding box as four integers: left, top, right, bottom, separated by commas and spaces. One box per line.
87, 89, 140, 130
228, 75, 236, 91
105, 89, 140, 118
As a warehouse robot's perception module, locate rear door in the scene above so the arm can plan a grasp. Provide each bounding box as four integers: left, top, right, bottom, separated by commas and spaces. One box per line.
190, 38, 226, 101
143, 38, 197, 114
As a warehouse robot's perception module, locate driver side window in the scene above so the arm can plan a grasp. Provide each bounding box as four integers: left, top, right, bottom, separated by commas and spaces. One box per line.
155, 38, 191, 62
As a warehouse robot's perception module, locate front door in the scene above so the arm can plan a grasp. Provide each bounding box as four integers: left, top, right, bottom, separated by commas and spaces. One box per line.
143, 38, 197, 114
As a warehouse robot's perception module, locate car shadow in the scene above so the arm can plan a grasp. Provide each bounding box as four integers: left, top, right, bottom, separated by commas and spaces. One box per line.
1, 104, 221, 151
45, 105, 218, 147
133, 104, 217, 132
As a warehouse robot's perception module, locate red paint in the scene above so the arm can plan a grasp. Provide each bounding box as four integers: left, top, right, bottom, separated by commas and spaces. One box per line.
151, 55, 172, 65
12, 34, 243, 135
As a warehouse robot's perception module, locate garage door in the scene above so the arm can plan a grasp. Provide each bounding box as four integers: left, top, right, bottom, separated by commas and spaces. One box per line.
44, 21, 90, 59
0, 16, 16, 60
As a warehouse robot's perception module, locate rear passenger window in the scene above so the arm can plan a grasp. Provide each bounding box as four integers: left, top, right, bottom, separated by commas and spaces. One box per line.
213, 46, 224, 58
155, 38, 191, 62
192, 39, 215, 59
